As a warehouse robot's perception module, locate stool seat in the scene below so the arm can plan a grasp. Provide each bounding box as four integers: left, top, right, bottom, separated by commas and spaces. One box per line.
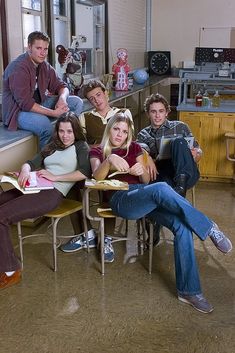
225, 132, 235, 139
97, 207, 116, 218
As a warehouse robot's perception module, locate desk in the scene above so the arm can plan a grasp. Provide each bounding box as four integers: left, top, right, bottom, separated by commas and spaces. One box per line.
83, 179, 129, 275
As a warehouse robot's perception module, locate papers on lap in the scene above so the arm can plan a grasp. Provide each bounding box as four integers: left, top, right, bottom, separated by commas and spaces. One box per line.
157, 136, 194, 160
1, 171, 54, 194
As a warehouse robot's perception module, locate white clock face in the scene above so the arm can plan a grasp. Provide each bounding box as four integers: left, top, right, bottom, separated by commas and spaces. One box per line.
150, 53, 170, 75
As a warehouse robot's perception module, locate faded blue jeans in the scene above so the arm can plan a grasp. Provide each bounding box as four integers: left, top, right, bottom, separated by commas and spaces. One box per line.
18, 95, 83, 149
109, 182, 213, 296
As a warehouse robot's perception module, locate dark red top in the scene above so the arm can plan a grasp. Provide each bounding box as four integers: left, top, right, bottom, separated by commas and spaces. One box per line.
90, 141, 143, 184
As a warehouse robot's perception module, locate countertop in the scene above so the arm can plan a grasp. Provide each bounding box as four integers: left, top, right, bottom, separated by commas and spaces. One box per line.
177, 100, 235, 113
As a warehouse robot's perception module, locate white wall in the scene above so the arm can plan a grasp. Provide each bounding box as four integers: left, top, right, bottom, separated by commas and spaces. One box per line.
151, 0, 235, 67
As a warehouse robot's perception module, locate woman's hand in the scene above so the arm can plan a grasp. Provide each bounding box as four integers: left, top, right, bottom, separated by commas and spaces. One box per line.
18, 163, 31, 188
37, 169, 58, 182
129, 162, 145, 176
108, 154, 130, 172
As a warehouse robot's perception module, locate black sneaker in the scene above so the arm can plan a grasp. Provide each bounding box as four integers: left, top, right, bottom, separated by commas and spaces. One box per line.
145, 219, 161, 247
178, 294, 214, 314
209, 222, 232, 254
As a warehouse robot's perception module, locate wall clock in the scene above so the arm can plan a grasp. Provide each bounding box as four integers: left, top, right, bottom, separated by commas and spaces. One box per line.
148, 51, 171, 75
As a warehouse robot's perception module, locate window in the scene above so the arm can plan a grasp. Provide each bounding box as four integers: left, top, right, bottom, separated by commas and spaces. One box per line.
52, 0, 70, 49
21, 0, 44, 50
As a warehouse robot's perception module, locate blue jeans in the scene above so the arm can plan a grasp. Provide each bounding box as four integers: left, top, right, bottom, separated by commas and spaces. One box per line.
17, 95, 83, 149
109, 182, 213, 296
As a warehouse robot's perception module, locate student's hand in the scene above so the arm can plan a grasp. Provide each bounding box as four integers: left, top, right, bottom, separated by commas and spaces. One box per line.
108, 154, 130, 172
18, 164, 31, 187
191, 148, 201, 163
129, 162, 145, 176
37, 169, 57, 181
55, 96, 68, 110
53, 105, 69, 117
145, 155, 158, 181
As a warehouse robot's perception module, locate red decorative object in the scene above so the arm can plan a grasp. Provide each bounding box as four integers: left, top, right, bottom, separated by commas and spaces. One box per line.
112, 48, 130, 91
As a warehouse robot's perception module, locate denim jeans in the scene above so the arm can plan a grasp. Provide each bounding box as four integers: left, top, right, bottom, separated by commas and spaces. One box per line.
109, 182, 213, 296
156, 138, 200, 189
17, 95, 83, 149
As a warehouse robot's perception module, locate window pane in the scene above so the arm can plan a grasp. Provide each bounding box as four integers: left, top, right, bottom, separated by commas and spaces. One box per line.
53, 0, 66, 16
54, 19, 67, 47
22, 13, 41, 49
22, 0, 41, 11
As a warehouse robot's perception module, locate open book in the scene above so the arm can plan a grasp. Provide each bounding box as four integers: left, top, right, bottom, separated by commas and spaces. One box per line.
1, 171, 54, 194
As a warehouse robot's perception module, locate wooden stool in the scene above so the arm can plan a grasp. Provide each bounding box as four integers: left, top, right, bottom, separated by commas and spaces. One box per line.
17, 199, 83, 271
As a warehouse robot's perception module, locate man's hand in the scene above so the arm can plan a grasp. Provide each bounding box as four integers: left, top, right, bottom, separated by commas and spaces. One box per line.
191, 148, 202, 163
55, 96, 68, 110
145, 155, 158, 181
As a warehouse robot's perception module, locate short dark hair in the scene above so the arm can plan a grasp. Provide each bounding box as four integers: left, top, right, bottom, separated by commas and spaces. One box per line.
144, 93, 171, 113
28, 31, 50, 45
82, 79, 106, 98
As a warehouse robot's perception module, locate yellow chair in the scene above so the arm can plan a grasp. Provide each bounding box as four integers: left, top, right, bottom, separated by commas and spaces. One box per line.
17, 199, 83, 271
83, 180, 153, 275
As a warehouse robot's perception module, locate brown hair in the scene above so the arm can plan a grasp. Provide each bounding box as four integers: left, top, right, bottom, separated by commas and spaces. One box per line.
82, 79, 106, 98
144, 93, 171, 113
41, 112, 85, 158
28, 31, 50, 45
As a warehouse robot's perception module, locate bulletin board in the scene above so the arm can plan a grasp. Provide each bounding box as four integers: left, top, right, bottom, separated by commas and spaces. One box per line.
199, 27, 235, 48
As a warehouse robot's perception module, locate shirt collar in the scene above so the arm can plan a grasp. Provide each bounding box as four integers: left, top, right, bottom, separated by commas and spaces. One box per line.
150, 119, 170, 132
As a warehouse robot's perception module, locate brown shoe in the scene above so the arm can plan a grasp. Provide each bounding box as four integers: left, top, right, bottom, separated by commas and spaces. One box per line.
0, 270, 22, 290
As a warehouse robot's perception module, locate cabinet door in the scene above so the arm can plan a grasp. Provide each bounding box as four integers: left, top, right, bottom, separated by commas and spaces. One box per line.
217, 114, 235, 177
179, 112, 201, 141
199, 113, 220, 177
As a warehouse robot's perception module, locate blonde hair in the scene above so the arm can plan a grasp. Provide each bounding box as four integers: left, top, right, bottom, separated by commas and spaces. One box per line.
101, 112, 134, 158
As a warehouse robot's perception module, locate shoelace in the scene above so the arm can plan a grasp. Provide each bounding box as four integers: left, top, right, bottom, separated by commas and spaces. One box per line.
71, 236, 82, 244
210, 227, 223, 242
104, 241, 113, 253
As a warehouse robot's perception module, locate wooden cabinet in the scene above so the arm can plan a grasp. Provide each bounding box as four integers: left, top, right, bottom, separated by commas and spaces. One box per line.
179, 111, 235, 181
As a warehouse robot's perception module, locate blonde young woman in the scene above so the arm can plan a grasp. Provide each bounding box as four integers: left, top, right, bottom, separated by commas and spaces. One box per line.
89, 112, 232, 314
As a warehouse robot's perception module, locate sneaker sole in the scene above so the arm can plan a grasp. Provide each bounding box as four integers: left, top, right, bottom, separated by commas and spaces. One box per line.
60, 246, 83, 253
104, 258, 114, 263
178, 296, 214, 314
219, 238, 233, 254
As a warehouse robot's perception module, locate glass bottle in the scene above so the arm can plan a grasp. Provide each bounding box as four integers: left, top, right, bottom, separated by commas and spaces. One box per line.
212, 90, 220, 108
202, 90, 209, 106
195, 91, 203, 107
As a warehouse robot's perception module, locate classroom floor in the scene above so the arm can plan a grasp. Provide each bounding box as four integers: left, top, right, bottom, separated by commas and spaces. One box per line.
1, 182, 235, 353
